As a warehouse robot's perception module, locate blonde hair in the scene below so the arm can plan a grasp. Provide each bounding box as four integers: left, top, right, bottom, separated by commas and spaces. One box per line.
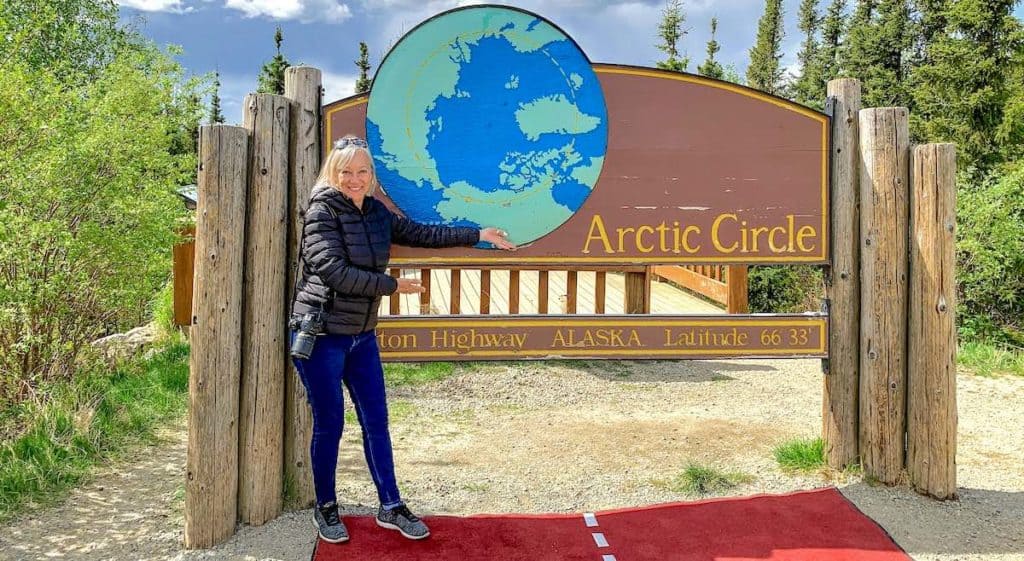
314, 135, 378, 197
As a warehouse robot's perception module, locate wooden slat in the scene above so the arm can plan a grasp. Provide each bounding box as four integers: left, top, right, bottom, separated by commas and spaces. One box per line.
538, 270, 549, 314
419, 268, 431, 314
595, 271, 606, 314
566, 270, 578, 313
509, 270, 520, 314
480, 269, 491, 314
389, 268, 400, 314
450, 268, 461, 314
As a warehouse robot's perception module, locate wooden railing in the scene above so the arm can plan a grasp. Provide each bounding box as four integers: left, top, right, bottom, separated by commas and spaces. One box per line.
385, 265, 651, 317
172, 257, 748, 326
651, 264, 749, 313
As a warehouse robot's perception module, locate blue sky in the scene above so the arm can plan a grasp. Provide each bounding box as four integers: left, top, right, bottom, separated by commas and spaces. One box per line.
116, 1, 1024, 124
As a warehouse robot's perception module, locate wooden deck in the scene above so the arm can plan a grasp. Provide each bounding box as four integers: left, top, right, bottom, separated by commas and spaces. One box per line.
381, 269, 725, 316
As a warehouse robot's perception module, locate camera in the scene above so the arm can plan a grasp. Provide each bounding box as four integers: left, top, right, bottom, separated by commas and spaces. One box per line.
289, 312, 324, 360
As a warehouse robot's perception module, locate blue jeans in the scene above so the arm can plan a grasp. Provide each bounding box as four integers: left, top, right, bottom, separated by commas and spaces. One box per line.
290, 330, 403, 509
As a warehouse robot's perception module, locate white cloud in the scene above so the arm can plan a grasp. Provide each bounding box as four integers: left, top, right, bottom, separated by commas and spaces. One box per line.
116, 0, 193, 12
224, 0, 352, 23
321, 70, 359, 102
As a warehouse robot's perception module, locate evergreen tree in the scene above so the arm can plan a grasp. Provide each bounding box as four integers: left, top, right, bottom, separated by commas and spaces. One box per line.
697, 17, 725, 79
257, 26, 289, 95
746, 0, 786, 94
355, 41, 371, 93
818, 0, 846, 83
792, 0, 825, 108
656, 0, 689, 72
911, 0, 1024, 172
210, 71, 225, 124
842, 0, 912, 108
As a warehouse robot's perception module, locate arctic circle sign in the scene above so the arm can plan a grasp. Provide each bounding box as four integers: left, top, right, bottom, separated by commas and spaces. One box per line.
325, 5, 830, 266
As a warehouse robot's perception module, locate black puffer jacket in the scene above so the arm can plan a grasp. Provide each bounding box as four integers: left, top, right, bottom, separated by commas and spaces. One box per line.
292, 185, 479, 334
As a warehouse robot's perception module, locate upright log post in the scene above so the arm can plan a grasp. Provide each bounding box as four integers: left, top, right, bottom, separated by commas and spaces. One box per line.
907, 143, 958, 499
185, 125, 249, 548
283, 66, 321, 509
823, 78, 862, 469
858, 107, 910, 484
238, 93, 291, 524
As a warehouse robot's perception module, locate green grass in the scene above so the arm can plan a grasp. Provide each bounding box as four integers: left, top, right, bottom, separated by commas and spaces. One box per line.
773, 437, 826, 473
383, 362, 457, 386
0, 339, 190, 522
659, 463, 753, 496
958, 341, 1024, 377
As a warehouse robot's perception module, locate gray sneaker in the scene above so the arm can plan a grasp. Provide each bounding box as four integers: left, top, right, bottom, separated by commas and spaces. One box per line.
376, 504, 430, 539
312, 501, 349, 543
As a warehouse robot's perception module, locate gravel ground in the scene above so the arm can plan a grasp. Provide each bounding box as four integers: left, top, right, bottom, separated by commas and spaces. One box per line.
1, 358, 1021, 561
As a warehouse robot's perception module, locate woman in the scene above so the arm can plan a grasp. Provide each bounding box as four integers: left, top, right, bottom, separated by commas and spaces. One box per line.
290, 135, 515, 544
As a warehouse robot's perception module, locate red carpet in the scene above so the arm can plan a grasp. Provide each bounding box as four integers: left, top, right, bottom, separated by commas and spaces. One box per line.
312, 488, 911, 561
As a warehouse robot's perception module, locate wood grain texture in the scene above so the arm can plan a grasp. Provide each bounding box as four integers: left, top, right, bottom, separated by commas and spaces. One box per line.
858, 107, 910, 485
823, 79, 862, 469
185, 125, 248, 548
238, 93, 290, 524
907, 143, 958, 499
283, 66, 321, 510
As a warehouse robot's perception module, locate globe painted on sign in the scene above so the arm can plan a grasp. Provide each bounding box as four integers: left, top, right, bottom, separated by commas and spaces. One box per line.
366, 6, 608, 246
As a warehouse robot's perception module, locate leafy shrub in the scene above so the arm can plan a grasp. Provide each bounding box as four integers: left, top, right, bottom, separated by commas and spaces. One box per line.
956, 163, 1024, 345
0, 3, 203, 405
748, 265, 823, 313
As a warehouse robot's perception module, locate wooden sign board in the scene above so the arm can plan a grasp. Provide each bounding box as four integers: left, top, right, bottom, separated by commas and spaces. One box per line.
320, 6, 832, 361
324, 6, 829, 267
376, 315, 827, 361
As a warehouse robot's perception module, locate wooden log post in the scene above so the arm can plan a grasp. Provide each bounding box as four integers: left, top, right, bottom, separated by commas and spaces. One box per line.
185, 125, 249, 548
283, 66, 321, 510
907, 143, 958, 499
858, 107, 910, 484
823, 78, 862, 469
238, 93, 290, 524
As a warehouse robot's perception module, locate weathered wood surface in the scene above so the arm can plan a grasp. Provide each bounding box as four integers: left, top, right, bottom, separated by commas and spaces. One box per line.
283, 66, 321, 510
907, 143, 958, 499
726, 265, 749, 314
172, 225, 196, 327
823, 78, 862, 469
238, 93, 290, 524
383, 270, 722, 316
652, 265, 729, 306
185, 125, 248, 549
858, 107, 910, 485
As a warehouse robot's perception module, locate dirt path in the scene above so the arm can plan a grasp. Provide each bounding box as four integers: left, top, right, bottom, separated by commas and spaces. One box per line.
2, 359, 1021, 561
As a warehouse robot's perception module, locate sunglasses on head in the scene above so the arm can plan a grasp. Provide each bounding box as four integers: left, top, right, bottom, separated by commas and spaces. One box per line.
334, 137, 369, 150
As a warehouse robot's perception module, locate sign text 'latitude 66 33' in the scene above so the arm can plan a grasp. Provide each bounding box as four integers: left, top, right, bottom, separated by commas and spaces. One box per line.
324, 5, 830, 265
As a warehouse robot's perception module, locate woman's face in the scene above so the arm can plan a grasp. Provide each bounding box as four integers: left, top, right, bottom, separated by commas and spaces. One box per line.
336, 151, 373, 205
